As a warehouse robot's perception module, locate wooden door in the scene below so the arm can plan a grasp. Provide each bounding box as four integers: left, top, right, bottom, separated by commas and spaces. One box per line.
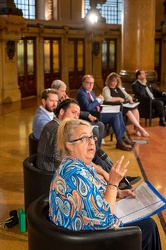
17, 38, 36, 98
44, 38, 61, 88
102, 39, 117, 83
68, 39, 85, 90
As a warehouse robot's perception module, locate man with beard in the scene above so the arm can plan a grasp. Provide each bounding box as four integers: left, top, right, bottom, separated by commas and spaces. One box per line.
37, 98, 141, 190
32, 88, 59, 139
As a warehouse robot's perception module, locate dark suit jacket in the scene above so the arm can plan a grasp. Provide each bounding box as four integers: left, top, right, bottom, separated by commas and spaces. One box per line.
76, 86, 101, 112
132, 80, 163, 98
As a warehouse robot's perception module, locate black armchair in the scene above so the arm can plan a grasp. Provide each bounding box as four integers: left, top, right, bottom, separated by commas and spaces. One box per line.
29, 133, 38, 155
134, 95, 158, 126
23, 154, 54, 211
27, 195, 142, 250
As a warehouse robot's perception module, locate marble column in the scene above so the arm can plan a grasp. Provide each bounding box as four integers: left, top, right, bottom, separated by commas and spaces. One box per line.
120, 0, 156, 93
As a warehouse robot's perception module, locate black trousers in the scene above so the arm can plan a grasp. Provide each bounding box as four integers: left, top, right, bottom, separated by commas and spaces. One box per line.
125, 218, 161, 250
152, 97, 166, 118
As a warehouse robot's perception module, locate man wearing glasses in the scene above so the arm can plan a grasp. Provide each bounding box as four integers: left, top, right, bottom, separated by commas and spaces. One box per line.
76, 74, 134, 151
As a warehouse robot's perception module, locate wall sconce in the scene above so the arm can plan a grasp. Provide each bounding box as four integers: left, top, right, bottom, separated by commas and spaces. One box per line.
6, 41, 15, 60
92, 41, 100, 56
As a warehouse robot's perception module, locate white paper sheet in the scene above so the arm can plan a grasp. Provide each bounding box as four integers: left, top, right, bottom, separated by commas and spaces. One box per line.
114, 181, 166, 225
101, 105, 121, 113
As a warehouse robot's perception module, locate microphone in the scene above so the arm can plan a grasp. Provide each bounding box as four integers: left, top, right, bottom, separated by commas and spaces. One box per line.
96, 148, 131, 187
96, 148, 113, 172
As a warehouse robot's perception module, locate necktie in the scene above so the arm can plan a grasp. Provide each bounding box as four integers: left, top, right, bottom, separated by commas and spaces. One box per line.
145, 86, 154, 99
87, 92, 100, 112
88, 91, 94, 101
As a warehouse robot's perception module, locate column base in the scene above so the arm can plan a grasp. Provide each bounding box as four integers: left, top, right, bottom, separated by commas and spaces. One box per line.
1, 88, 21, 104
119, 70, 157, 94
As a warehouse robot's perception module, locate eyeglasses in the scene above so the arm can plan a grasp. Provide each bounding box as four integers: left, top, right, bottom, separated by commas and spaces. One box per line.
69, 135, 97, 143
85, 82, 94, 85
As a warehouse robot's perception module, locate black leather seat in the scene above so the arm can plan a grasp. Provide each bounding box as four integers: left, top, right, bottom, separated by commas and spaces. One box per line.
28, 133, 38, 155
27, 195, 142, 250
23, 154, 54, 211
133, 95, 159, 126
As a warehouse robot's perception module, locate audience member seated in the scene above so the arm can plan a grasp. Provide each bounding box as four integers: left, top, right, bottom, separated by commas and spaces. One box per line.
132, 69, 166, 127
49, 118, 161, 250
51, 79, 104, 147
37, 98, 140, 189
76, 74, 135, 151
32, 88, 59, 139
102, 72, 149, 137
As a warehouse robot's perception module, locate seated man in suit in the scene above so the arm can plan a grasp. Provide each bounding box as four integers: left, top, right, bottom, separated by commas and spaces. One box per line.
37, 98, 140, 189
51, 79, 105, 147
132, 69, 166, 126
76, 74, 134, 151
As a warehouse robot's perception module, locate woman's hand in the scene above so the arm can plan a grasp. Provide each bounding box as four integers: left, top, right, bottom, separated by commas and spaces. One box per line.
117, 189, 136, 199
104, 156, 129, 213
108, 155, 129, 187
118, 97, 125, 103
129, 99, 134, 104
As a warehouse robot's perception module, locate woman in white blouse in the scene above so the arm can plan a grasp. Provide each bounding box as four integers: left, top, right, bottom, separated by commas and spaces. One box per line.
102, 72, 149, 137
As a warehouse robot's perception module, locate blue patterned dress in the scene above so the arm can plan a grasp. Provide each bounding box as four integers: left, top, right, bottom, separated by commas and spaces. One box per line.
49, 156, 122, 230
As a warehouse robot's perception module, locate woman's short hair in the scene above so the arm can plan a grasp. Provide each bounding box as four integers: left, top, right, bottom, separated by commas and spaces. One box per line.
41, 88, 58, 100
57, 118, 91, 157
105, 72, 122, 87
51, 80, 66, 90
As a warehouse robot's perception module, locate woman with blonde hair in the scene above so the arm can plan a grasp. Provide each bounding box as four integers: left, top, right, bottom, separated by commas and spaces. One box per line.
49, 118, 161, 250
102, 72, 149, 137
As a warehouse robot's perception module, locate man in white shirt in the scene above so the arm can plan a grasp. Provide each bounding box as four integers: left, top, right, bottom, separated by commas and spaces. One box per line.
133, 69, 166, 126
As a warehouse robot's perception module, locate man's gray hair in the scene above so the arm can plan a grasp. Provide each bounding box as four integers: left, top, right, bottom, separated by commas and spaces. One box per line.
51, 80, 66, 90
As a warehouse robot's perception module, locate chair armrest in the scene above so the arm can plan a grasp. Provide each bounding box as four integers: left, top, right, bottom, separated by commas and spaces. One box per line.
27, 195, 142, 250
134, 95, 152, 118
90, 111, 102, 121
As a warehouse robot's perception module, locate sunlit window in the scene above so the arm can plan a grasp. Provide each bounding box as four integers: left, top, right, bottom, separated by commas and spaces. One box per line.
14, 0, 36, 19
84, 0, 122, 24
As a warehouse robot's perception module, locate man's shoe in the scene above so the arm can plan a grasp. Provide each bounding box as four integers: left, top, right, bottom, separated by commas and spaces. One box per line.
125, 176, 141, 185
118, 183, 133, 190
159, 121, 166, 126
123, 138, 135, 146
116, 141, 132, 151
118, 176, 141, 190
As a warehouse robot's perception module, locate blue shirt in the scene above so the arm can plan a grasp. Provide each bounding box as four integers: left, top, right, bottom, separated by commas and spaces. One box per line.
32, 106, 55, 139
49, 156, 122, 231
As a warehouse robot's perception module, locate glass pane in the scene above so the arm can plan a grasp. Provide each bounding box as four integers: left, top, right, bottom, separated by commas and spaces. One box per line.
17, 40, 24, 76
77, 41, 83, 71
102, 41, 107, 69
44, 40, 50, 73
53, 40, 59, 73
27, 40, 34, 75
109, 41, 115, 68
84, 0, 122, 24
68, 41, 74, 72
14, 0, 36, 19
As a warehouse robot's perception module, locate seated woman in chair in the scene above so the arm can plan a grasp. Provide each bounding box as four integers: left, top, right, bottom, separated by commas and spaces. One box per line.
49, 118, 161, 250
102, 72, 149, 137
